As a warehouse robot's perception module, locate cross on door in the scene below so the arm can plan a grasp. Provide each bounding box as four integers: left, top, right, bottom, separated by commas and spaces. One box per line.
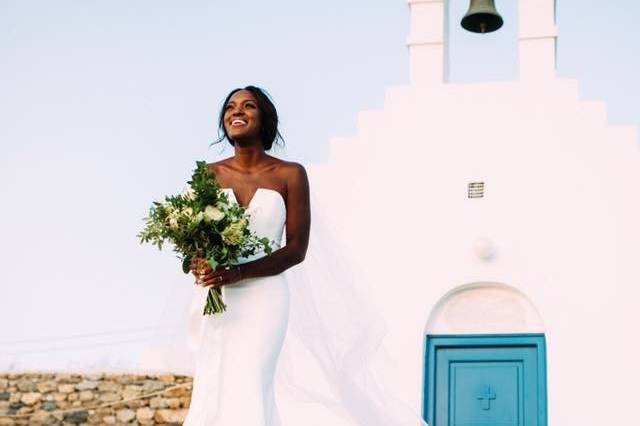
477, 386, 497, 410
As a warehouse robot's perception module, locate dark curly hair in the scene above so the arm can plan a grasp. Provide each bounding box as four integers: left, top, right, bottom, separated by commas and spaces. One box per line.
211, 85, 284, 151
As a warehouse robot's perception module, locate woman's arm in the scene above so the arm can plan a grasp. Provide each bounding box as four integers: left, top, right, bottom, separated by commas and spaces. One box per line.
195, 162, 310, 288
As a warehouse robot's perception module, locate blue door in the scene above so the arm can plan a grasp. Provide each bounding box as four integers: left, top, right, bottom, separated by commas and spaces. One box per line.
423, 334, 547, 426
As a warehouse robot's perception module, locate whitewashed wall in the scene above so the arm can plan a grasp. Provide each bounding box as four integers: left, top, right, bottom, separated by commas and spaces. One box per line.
305, 1, 640, 424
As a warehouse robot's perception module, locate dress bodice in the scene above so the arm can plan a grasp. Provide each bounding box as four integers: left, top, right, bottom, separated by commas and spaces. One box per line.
221, 188, 286, 263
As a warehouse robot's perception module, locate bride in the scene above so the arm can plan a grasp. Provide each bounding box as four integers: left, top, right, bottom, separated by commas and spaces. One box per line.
156, 86, 429, 425
185, 85, 310, 425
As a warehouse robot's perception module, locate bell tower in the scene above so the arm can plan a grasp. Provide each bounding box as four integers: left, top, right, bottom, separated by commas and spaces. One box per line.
406, 0, 558, 85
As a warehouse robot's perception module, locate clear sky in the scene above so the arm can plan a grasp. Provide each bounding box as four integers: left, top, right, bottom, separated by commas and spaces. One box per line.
1, 0, 638, 370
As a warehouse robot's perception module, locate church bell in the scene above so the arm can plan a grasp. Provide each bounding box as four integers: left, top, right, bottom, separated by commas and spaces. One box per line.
461, 0, 504, 34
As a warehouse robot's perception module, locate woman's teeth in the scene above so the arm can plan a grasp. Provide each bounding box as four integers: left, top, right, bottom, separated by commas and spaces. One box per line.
232, 119, 247, 126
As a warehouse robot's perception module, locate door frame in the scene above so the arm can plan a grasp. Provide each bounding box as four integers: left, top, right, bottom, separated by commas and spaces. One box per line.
423, 333, 547, 426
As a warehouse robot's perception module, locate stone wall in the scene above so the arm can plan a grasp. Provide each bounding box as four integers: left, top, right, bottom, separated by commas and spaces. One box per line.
0, 373, 193, 425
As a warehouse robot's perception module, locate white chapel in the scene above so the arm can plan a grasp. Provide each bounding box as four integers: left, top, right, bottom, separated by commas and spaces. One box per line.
304, 1, 640, 425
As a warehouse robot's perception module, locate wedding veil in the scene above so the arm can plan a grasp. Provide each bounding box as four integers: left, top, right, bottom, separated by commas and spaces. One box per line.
140, 165, 429, 426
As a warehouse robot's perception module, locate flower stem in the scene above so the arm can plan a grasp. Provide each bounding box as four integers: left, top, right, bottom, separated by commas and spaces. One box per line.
203, 287, 227, 315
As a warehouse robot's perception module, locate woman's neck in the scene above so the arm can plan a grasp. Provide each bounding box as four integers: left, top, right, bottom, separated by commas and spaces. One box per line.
232, 143, 268, 172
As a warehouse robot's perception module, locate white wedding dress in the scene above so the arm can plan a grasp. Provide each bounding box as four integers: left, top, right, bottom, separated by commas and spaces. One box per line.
183, 188, 289, 425
144, 185, 429, 426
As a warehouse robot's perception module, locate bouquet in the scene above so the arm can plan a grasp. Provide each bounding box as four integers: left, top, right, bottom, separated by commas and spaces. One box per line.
138, 160, 273, 314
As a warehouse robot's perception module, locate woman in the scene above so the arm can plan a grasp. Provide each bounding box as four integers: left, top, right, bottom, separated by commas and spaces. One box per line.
173, 86, 428, 426
183, 85, 310, 425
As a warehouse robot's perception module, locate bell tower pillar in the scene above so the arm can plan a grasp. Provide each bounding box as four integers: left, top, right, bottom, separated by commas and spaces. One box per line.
518, 0, 557, 81
406, 0, 448, 86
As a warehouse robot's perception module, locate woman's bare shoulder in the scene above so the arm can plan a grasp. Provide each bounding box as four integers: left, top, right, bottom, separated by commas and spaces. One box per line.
272, 159, 307, 180
207, 158, 234, 173
273, 160, 308, 191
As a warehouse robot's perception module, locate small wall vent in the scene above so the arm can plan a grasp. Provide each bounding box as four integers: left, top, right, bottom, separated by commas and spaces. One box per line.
468, 182, 485, 198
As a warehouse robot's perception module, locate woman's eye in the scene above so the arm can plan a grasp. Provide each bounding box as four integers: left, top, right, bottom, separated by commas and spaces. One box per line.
245, 103, 256, 109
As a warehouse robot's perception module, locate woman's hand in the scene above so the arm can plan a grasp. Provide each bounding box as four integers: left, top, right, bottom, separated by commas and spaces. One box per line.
190, 257, 242, 288
201, 265, 243, 288
189, 257, 211, 285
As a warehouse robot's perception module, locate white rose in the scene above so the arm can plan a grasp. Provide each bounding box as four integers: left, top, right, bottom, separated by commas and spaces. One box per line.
204, 205, 225, 222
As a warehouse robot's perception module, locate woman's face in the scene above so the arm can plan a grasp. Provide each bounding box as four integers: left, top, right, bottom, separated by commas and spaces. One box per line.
223, 90, 261, 143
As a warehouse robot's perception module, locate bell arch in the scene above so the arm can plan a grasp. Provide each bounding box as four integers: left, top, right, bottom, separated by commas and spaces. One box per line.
424, 281, 545, 334
406, 0, 558, 85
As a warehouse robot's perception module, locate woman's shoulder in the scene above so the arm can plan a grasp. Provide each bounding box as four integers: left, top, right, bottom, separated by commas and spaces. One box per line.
207, 158, 232, 168
206, 158, 234, 177
272, 159, 308, 183
273, 158, 306, 172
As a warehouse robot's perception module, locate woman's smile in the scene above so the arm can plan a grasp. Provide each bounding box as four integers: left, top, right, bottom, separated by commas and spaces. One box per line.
224, 90, 261, 141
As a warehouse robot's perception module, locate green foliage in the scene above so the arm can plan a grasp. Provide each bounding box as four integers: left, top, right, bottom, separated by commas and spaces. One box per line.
138, 161, 275, 314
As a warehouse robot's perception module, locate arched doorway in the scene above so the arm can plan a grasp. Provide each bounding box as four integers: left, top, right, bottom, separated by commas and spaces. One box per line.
423, 282, 547, 426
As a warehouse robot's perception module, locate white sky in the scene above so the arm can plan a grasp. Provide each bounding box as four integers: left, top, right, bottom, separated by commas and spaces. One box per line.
1, 0, 638, 370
